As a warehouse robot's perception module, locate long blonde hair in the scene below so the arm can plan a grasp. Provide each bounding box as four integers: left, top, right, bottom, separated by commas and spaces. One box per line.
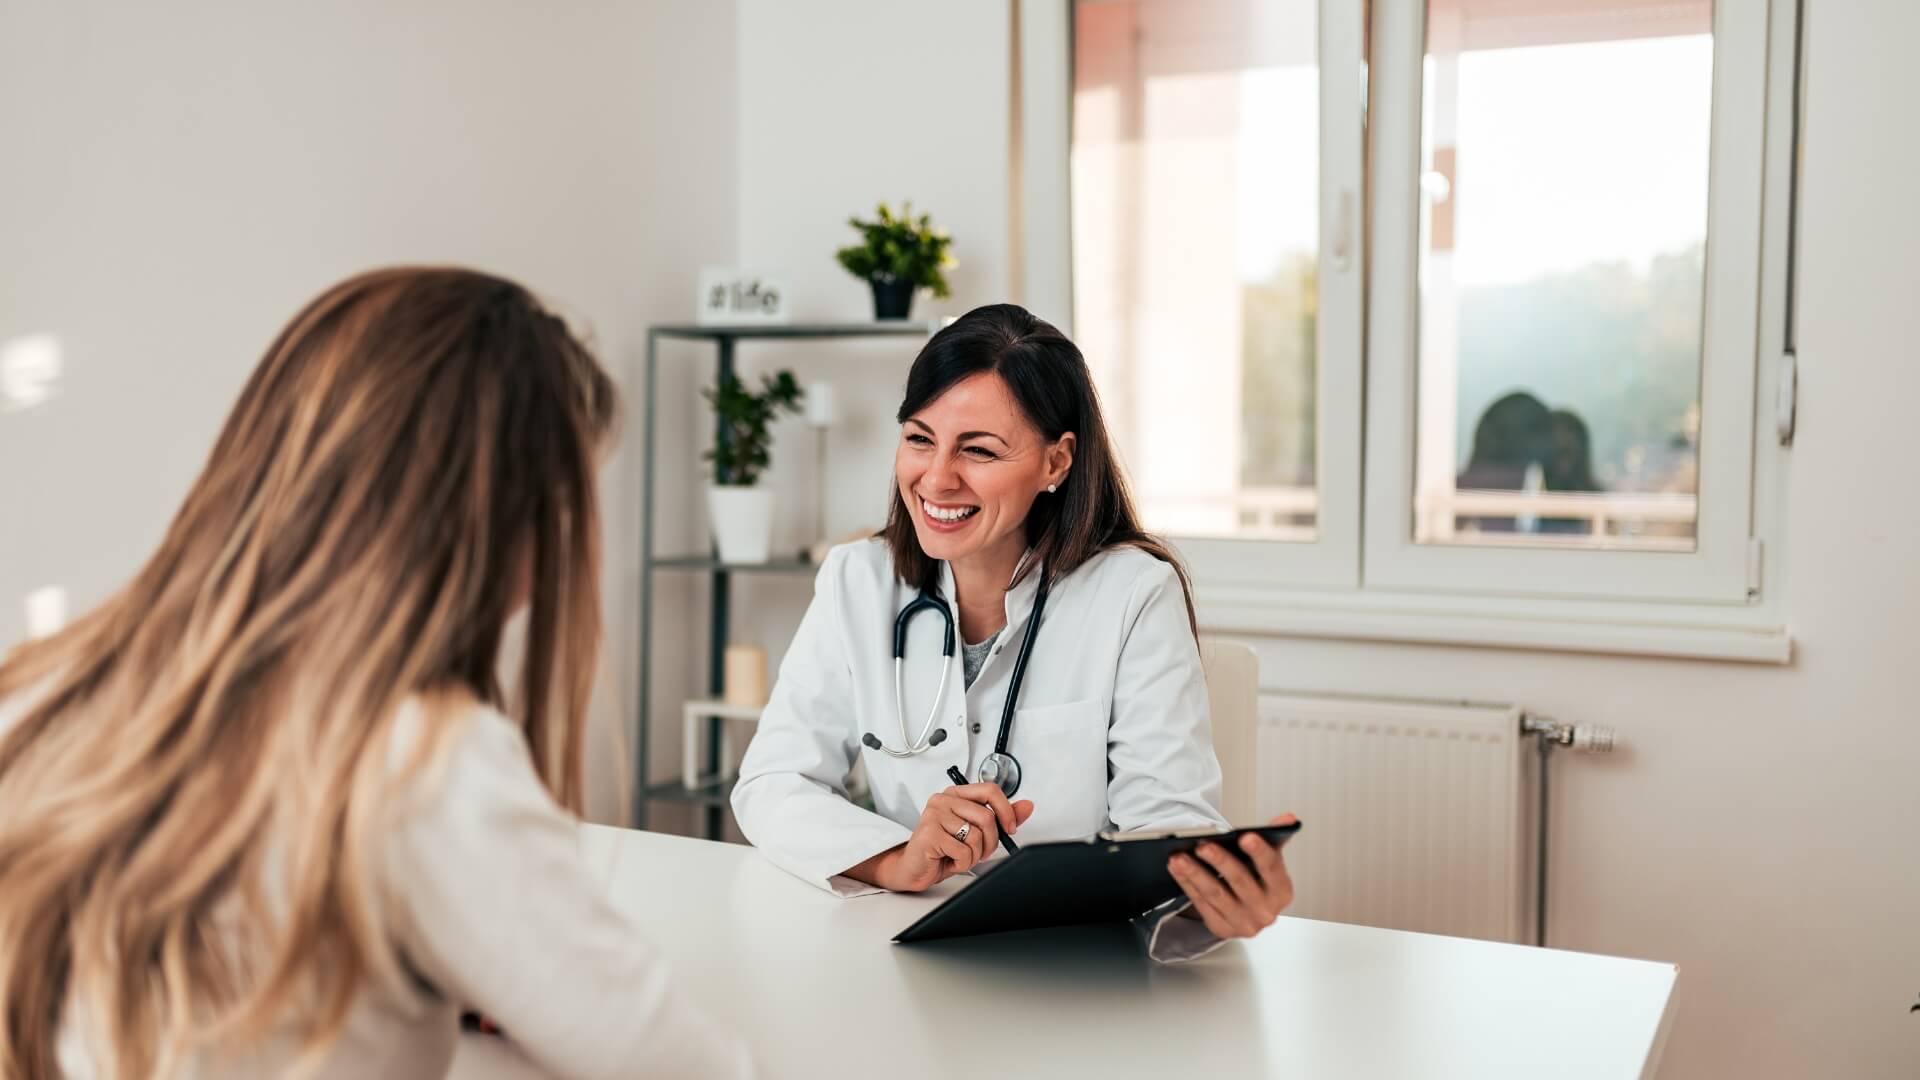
0, 267, 618, 1077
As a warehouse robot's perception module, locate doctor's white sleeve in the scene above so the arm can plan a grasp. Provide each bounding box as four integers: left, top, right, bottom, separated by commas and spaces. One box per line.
730, 549, 914, 896
1105, 559, 1234, 963
384, 706, 756, 1079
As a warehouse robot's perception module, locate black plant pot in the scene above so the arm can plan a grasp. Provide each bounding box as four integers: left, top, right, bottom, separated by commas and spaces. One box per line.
869, 278, 916, 321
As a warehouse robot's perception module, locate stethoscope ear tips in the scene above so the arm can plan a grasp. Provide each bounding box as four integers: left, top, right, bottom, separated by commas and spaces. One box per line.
861, 733, 882, 750
928, 728, 948, 747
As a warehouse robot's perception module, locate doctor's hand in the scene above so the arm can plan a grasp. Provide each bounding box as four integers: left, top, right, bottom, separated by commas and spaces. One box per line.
865, 783, 1036, 893
1168, 813, 1298, 940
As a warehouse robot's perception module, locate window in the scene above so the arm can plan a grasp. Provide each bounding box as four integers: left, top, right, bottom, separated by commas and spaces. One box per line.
1366, 0, 1772, 602
1044, 0, 1795, 629
1068, 0, 1367, 587
1413, 2, 1712, 554
1073, 0, 1324, 542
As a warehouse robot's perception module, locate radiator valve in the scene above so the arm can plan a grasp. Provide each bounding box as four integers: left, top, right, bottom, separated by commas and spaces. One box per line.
1522, 715, 1616, 754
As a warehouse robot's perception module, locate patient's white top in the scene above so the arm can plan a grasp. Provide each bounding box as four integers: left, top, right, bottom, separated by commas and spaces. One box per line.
0, 692, 754, 1079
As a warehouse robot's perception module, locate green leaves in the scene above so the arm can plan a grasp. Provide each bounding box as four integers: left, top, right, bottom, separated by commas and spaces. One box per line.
701, 370, 804, 486
833, 201, 956, 299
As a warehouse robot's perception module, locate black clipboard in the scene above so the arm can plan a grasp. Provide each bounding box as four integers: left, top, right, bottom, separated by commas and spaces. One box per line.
892, 821, 1302, 944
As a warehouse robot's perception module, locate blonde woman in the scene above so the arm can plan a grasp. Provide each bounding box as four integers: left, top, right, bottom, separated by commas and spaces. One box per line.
0, 269, 753, 1079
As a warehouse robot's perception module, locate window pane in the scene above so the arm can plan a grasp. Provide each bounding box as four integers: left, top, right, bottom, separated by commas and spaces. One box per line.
1072, 0, 1320, 542
1414, 0, 1712, 551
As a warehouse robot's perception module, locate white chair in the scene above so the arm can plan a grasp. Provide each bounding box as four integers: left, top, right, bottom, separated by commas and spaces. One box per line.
1199, 637, 1259, 826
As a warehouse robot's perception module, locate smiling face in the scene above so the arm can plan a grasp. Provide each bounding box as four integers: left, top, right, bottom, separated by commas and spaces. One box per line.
894, 372, 1074, 572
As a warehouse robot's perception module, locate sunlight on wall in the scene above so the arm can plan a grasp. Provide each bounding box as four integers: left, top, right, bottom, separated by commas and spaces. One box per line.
1, 333, 63, 411
24, 585, 68, 638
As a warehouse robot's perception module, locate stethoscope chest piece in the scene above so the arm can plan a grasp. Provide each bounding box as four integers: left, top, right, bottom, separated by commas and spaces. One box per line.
976, 750, 1022, 798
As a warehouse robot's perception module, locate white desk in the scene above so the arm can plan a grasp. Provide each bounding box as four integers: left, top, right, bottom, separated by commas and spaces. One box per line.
454, 825, 1676, 1080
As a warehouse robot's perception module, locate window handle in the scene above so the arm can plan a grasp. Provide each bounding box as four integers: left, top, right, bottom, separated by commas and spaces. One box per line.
1331, 188, 1355, 273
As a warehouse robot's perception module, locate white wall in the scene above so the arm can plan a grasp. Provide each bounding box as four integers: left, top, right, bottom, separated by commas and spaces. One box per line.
736, 0, 1012, 323
706, 1, 1920, 1076
0, 0, 739, 824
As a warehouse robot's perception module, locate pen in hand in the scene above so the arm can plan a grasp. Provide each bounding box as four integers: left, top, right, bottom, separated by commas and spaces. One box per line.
948, 765, 1020, 854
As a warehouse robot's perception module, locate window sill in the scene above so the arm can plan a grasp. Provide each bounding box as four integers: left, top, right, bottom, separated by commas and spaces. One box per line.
1195, 587, 1792, 665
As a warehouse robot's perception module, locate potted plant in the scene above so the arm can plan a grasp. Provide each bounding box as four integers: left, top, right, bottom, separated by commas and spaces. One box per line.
834, 202, 956, 320
703, 370, 804, 564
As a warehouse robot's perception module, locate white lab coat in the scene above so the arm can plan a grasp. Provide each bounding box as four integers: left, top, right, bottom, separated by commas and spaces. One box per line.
731, 538, 1230, 960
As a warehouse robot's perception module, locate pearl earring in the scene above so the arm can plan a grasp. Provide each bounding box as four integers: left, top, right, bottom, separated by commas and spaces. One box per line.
1047, 484, 1058, 494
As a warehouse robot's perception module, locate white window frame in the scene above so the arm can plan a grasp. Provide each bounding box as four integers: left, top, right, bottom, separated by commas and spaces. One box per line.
1017, 0, 1798, 662
1364, 0, 1768, 605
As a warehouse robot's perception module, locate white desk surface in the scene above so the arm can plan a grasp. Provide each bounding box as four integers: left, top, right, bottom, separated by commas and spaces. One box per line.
454, 825, 1676, 1080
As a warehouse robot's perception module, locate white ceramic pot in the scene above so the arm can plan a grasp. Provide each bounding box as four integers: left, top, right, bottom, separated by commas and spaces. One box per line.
707, 485, 774, 564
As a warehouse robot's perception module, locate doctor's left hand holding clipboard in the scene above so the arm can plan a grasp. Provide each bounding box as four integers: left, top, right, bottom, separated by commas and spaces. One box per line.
1164, 812, 1300, 942
843, 775, 1034, 892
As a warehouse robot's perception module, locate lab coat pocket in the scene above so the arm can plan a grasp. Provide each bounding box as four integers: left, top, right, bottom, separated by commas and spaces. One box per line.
1010, 698, 1110, 841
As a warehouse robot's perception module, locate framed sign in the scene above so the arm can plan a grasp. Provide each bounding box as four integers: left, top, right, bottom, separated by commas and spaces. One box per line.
697, 268, 789, 326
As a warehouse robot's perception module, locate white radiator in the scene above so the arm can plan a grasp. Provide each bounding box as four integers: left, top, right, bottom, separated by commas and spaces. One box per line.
1256, 693, 1535, 944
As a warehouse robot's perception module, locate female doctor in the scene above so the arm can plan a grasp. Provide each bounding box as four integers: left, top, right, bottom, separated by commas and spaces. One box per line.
731, 304, 1296, 960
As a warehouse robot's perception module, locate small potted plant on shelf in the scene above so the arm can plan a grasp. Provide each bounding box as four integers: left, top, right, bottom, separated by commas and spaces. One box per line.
703, 370, 804, 564
834, 201, 956, 320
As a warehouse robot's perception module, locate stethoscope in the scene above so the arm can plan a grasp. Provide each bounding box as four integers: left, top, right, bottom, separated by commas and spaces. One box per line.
859, 576, 1052, 798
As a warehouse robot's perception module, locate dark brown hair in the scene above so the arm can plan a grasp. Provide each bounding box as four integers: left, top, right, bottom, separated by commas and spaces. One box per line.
881, 303, 1196, 632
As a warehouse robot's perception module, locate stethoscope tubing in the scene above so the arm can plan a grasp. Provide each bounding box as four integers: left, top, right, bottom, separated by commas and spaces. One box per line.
873, 576, 1052, 788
